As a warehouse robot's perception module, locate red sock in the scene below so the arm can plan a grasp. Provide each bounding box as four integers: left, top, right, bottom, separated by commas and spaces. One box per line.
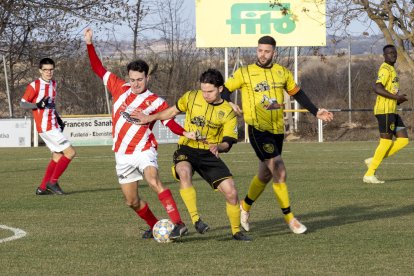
158, 189, 182, 224
136, 203, 158, 229
39, 160, 57, 190
50, 156, 72, 184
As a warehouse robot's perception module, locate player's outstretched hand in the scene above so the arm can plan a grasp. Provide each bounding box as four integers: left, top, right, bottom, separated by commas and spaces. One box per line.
229, 102, 243, 117
130, 111, 149, 124
183, 131, 197, 140
36, 96, 50, 109
396, 93, 408, 105
84, 28, 93, 44
317, 108, 333, 122
209, 144, 219, 158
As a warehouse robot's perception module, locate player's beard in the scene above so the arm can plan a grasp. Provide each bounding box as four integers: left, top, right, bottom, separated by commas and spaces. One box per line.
257, 57, 273, 68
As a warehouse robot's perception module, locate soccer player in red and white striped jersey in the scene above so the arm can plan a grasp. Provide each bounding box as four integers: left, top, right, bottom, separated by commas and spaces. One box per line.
20, 58, 76, 195
84, 28, 192, 239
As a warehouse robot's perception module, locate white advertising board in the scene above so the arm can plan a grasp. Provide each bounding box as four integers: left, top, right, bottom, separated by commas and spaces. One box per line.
0, 118, 32, 147
61, 116, 113, 146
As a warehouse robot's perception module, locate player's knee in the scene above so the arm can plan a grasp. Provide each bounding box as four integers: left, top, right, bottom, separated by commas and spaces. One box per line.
224, 188, 238, 204
148, 180, 164, 193
125, 198, 140, 209
64, 146, 76, 159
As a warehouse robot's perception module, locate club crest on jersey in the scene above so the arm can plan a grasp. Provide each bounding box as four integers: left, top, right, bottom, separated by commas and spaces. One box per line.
254, 81, 270, 92
217, 111, 225, 120
191, 116, 205, 127
263, 143, 274, 153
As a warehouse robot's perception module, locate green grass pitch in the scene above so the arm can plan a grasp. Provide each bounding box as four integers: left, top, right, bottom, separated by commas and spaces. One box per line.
0, 142, 413, 275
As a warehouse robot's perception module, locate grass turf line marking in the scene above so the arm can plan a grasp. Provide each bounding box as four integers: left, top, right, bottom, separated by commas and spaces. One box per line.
0, 225, 27, 244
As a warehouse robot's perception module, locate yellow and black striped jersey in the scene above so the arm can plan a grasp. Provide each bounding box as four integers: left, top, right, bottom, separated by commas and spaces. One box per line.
225, 63, 299, 134
374, 62, 399, 115
176, 90, 238, 150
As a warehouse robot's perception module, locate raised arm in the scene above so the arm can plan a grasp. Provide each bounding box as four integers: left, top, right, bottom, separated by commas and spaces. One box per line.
131, 105, 181, 124
84, 28, 107, 79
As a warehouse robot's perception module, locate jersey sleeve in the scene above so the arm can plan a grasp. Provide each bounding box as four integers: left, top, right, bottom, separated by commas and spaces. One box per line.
21, 83, 37, 103
284, 68, 300, 96
87, 43, 127, 99
222, 111, 238, 141
176, 91, 190, 112
224, 68, 244, 92
376, 66, 390, 86
87, 44, 107, 78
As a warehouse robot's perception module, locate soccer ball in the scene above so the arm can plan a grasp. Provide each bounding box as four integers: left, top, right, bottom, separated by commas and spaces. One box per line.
152, 219, 174, 243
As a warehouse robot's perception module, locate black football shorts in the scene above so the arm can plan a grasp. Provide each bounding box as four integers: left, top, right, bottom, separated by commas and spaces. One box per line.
375, 113, 405, 134
248, 125, 284, 161
172, 145, 232, 189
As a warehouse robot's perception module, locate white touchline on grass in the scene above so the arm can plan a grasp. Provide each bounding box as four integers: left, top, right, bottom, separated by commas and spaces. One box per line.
0, 225, 27, 244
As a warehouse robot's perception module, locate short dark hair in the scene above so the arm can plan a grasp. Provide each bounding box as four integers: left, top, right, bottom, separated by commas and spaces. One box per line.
383, 44, 395, 53
258, 36, 276, 47
199, 69, 224, 87
127, 60, 149, 76
39, 58, 55, 69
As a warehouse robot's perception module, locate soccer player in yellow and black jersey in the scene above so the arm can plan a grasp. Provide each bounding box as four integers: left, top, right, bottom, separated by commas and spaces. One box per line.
132, 69, 252, 241
363, 45, 409, 184
222, 35, 333, 234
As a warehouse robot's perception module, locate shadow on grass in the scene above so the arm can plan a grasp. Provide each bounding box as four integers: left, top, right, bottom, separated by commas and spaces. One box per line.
67, 187, 120, 194
384, 177, 414, 182
303, 203, 414, 233
66, 180, 180, 194
245, 203, 414, 236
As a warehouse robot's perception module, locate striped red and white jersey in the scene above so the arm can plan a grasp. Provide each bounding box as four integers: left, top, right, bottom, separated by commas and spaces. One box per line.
103, 71, 172, 154
21, 78, 59, 133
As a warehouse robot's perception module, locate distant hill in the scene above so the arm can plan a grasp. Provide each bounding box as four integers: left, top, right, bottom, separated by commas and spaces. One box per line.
323, 34, 386, 55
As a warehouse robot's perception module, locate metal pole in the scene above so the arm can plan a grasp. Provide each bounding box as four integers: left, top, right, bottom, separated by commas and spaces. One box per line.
294, 46, 299, 131
318, 119, 323, 142
224, 47, 229, 80
3, 55, 12, 117
348, 35, 352, 124
97, 49, 111, 114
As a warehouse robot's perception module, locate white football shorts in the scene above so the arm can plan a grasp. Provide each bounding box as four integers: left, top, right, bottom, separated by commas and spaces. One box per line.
39, 128, 71, 153
115, 147, 159, 184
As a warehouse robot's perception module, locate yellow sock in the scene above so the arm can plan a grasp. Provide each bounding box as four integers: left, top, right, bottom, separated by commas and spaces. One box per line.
242, 175, 267, 212
226, 202, 240, 235
272, 183, 294, 223
179, 186, 199, 224
384, 138, 409, 158
365, 138, 393, 176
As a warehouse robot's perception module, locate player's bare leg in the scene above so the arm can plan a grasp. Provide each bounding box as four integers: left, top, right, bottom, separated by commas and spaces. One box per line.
121, 181, 157, 239
144, 166, 187, 239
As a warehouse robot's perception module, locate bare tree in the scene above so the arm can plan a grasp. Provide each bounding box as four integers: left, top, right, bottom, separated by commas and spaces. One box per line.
121, 0, 154, 59
151, 0, 202, 102
327, 0, 414, 72
0, 0, 126, 117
